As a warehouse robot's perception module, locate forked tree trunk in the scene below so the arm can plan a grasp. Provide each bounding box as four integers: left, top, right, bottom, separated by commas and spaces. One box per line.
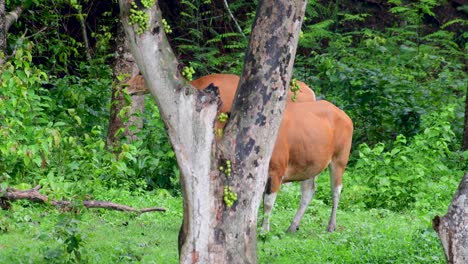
119, 0, 306, 263
433, 172, 468, 263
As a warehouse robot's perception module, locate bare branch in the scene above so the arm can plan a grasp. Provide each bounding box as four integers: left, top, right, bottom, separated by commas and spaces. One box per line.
222, 0, 246, 39
1, 185, 166, 214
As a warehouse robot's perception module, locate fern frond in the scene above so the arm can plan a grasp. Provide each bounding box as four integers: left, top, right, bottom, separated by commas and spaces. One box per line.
206, 32, 243, 45
340, 13, 369, 22
441, 18, 468, 29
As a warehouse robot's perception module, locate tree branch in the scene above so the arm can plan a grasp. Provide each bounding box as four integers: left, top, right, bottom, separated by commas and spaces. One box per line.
5, 5, 24, 31
1, 185, 166, 214
222, 0, 246, 39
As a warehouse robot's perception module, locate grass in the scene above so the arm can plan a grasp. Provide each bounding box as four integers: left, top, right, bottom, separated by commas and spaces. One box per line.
0, 185, 446, 263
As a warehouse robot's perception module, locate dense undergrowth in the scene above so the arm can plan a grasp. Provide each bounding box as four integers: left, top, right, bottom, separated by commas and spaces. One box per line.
1, 0, 467, 262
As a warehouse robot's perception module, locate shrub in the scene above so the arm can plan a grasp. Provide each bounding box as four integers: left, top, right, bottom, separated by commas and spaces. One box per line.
346, 105, 466, 211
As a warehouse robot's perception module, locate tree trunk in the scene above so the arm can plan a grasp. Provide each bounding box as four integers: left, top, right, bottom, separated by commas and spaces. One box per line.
119, 0, 306, 263
0, 0, 6, 54
462, 84, 468, 150
433, 171, 468, 263
0, 2, 24, 63
106, 25, 146, 148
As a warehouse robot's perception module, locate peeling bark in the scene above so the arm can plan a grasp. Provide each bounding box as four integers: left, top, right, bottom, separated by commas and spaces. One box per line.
433, 172, 468, 263
119, 0, 306, 262
1, 185, 166, 214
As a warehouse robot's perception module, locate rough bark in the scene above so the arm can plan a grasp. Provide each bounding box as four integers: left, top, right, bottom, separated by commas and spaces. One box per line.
433, 172, 468, 263
462, 84, 468, 150
1, 185, 166, 214
119, 0, 306, 263
0, 0, 5, 54
106, 24, 146, 148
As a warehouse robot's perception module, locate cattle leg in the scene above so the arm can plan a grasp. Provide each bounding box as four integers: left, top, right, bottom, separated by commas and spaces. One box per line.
261, 192, 278, 233
327, 162, 343, 232
261, 175, 283, 233
287, 177, 316, 232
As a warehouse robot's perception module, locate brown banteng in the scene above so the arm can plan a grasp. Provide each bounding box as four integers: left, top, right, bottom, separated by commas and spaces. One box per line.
261, 101, 353, 232
128, 74, 351, 233
127, 73, 315, 131
187, 75, 351, 233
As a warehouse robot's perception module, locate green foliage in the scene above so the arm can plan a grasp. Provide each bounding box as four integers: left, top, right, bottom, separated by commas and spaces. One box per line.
0, 48, 52, 182
0, 193, 446, 263
347, 105, 466, 211
297, 25, 466, 148
1, 4, 467, 262
0, 49, 166, 197
166, 0, 250, 76
43, 214, 86, 263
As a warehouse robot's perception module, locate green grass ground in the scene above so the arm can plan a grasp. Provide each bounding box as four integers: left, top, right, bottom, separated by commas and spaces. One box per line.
0, 185, 446, 263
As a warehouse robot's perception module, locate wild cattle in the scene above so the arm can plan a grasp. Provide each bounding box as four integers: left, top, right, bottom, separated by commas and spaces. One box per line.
188, 75, 351, 233
128, 74, 352, 232
262, 101, 353, 233
127, 73, 316, 131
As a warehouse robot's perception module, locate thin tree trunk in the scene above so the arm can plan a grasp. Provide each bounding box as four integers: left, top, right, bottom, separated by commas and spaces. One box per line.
76, 11, 92, 61
106, 25, 145, 148
119, 1, 306, 263
0, 0, 6, 55
433, 171, 468, 263
222, 0, 246, 39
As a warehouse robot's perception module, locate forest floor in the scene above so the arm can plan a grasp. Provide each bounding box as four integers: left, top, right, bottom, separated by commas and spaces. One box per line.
0, 184, 445, 263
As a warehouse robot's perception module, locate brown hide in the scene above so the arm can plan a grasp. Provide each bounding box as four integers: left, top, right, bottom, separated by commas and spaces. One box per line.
268, 101, 353, 193
190, 74, 240, 114
191, 74, 316, 108
127, 73, 316, 132
126, 73, 315, 109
